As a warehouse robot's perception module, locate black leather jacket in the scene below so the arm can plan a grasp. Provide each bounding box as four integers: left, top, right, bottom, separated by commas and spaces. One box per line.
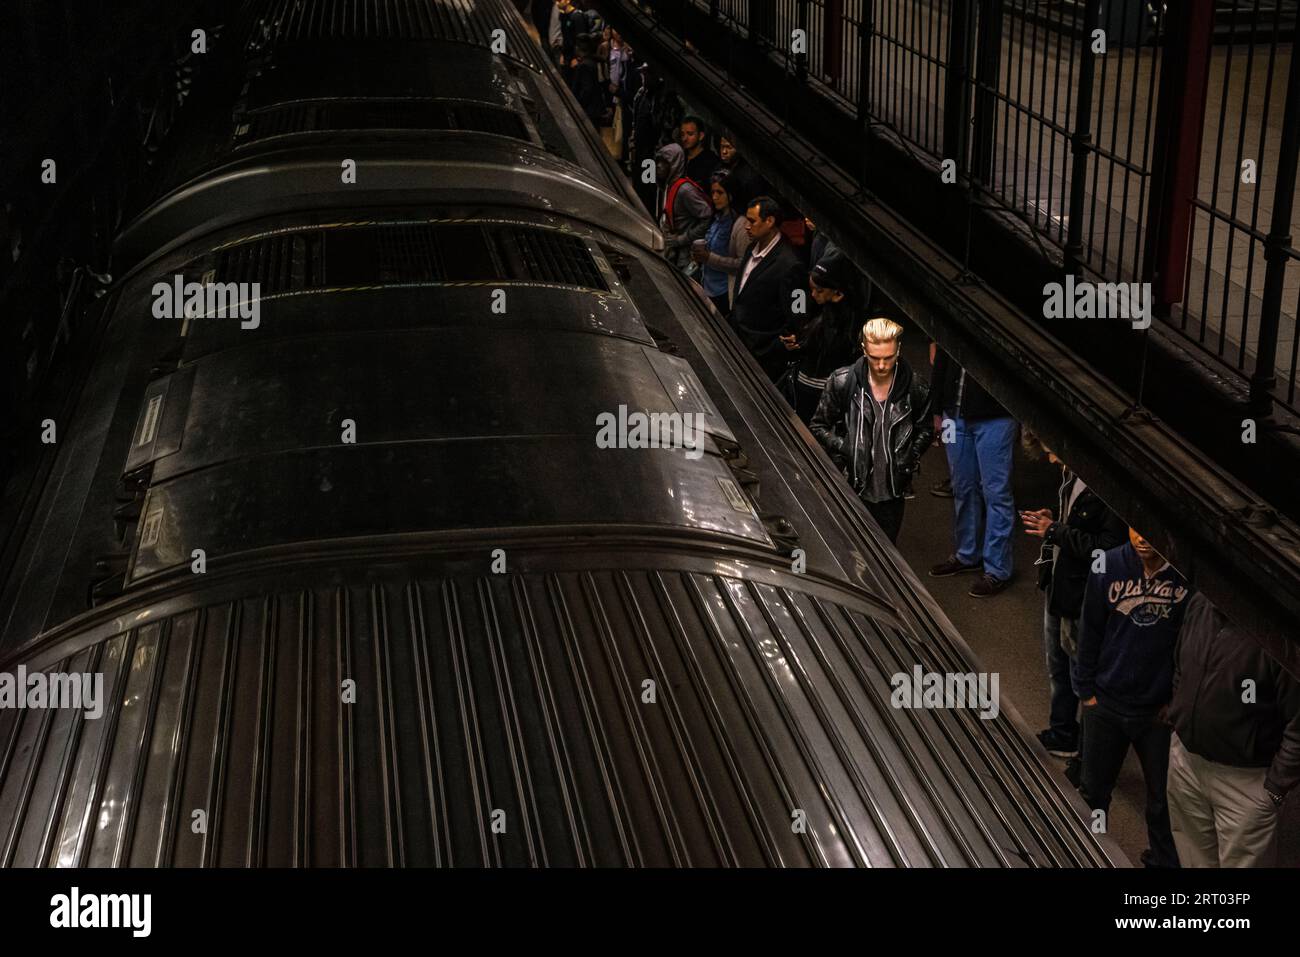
810, 356, 933, 499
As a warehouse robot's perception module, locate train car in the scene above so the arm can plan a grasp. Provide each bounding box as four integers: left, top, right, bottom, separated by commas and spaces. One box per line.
0, 0, 1121, 867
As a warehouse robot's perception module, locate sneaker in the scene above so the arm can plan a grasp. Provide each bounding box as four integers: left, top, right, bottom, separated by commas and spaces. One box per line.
968, 573, 1010, 598
928, 557, 981, 578
1064, 756, 1082, 788
1036, 729, 1080, 758
930, 479, 954, 498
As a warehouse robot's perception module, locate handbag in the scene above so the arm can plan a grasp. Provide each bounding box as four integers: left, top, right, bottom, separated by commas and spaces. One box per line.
774, 359, 800, 408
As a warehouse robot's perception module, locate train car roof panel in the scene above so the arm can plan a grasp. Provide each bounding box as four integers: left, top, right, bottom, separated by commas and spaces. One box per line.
0, 564, 1112, 867
240, 40, 522, 111
126, 440, 773, 581
240, 0, 544, 72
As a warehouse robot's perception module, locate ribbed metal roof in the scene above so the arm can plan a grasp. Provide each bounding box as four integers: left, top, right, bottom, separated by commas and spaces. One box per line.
240, 0, 543, 70
0, 560, 1111, 867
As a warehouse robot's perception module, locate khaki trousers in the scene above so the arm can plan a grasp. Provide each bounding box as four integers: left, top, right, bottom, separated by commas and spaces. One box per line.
1167, 731, 1279, 867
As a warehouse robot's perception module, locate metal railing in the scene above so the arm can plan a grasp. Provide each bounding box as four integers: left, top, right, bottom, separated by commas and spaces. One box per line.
680, 0, 1300, 413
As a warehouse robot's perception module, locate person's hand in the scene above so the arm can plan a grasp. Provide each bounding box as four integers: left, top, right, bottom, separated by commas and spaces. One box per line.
779, 333, 800, 351
1157, 704, 1171, 726
1081, 696, 1097, 708
1019, 508, 1053, 537
689, 244, 709, 264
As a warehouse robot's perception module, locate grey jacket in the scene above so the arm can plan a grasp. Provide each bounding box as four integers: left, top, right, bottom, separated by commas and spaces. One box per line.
655, 143, 712, 271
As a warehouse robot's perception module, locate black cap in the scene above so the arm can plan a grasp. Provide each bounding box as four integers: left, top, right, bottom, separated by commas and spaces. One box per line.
811, 251, 849, 291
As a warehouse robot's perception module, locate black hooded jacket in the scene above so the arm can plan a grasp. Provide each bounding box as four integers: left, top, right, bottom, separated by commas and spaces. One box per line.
1035, 470, 1129, 620
810, 356, 933, 499
787, 298, 862, 423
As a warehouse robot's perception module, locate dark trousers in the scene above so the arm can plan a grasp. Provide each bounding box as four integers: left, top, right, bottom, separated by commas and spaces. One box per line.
864, 497, 906, 543
757, 347, 791, 383
530, 0, 552, 39
634, 169, 657, 218
1043, 603, 1080, 740
709, 292, 731, 317
1080, 700, 1179, 867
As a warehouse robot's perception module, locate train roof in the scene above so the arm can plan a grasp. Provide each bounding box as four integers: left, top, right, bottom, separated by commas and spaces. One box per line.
118, 0, 647, 273
0, 0, 1124, 869
1, 547, 1112, 867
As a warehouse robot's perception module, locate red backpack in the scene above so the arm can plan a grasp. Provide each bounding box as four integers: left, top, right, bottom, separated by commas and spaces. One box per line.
663, 176, 703, 230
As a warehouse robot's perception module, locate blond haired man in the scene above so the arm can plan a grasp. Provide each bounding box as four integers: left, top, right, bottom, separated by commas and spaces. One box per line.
810, 317, 933, 542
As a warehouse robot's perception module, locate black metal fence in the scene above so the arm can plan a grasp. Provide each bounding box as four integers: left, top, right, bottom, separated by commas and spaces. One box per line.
683, 0, 1300, 413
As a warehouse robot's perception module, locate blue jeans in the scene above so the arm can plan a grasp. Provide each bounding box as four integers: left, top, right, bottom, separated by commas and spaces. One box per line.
1043, 600, 1080, 740
943, 413, 1016, 581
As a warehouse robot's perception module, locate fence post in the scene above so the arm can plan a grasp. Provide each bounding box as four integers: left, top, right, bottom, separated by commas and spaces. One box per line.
1142, 0, 1214, 313
825, 0, 844, 88
1251, 36, 1300, 416
750, 0, 775, 46
942, 0, 977, 169
1064, 0, 1102, 277
971, 0, 1005, 187
796, 0, 810, 81
856, 0, 873, 129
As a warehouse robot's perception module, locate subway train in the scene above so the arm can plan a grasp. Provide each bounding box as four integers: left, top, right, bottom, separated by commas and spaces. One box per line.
0, 0, 1120, 867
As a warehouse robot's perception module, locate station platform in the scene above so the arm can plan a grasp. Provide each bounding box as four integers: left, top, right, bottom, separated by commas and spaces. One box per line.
893, 322, 1300, 866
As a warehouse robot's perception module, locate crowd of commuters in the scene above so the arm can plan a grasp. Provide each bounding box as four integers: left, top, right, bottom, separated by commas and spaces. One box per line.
534, 4, 1299, 868
624, 96, 940, 548
1019, 434, 1299, 867
634, 83, 1299, 870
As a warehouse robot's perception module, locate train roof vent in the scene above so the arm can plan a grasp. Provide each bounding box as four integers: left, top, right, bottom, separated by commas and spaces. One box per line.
373, 223, 445, 282
241, 102, 312, 141
237, 101, 531, 145
504, 229, 607, 290
207, 224, 608, 291
449, 104, 533, 138
215, 232, 302, 295
241, 0, 541, 70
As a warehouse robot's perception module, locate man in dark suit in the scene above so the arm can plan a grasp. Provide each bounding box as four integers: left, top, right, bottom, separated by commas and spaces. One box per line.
730, 196, 806, 381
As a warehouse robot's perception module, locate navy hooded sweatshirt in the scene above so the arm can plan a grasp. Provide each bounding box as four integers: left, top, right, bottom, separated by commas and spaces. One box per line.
1075, 542, 1191, 714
